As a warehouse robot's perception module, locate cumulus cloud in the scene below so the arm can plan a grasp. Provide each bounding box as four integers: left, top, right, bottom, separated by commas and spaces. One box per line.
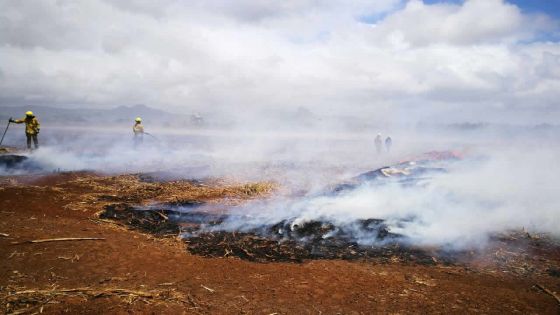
0, 0, 559, 124
368, 0, 553, 46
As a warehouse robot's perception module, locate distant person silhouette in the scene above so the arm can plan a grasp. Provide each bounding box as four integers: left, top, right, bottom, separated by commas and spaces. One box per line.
375, 133, 382, 154
385, 136, 392, 153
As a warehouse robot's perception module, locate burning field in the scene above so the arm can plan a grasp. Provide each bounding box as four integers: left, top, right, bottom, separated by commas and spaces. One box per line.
100, 202, 436, 265
3, 0, 560, 312
1, 150, 560, 314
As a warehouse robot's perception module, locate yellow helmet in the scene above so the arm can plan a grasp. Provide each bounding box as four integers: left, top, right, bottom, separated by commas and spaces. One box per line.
135, 117, 142, 122
25, 111, 33, 116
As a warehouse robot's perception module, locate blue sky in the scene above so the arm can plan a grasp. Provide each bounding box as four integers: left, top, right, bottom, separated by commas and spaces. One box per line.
360, 0, 560, 21
424, 0, 560, 18
509, 0, 560, 18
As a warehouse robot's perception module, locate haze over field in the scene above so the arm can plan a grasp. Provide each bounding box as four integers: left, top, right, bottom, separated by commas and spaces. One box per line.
2, 3, 560, 314
1, 0, 559, 249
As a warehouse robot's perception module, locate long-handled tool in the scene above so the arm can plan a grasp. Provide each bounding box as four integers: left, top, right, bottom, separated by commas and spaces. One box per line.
0, 118, 12, 146
144, 132, 160, 141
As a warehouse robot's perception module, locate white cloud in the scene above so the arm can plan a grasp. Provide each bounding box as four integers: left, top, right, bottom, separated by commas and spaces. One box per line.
368, 0, 548, 46
0, 0, 559, 123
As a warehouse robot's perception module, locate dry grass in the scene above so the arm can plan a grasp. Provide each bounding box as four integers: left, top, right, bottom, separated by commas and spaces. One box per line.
50, 173, 276, 212
2, 285, 206, 314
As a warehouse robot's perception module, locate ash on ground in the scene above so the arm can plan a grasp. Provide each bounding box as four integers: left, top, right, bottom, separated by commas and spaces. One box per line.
99, 151, 559, 273
100, 154, 462, 263
99, 202, 560, 278
101, 202, 445, 264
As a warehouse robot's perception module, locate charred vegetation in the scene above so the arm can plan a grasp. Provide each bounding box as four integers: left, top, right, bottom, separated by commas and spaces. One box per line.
99, 201, 442, 265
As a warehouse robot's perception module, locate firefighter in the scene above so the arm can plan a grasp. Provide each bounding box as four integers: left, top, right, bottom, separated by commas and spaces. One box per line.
9, 111, 40, 149
375, 133, 382, 154
385, 136, 392, 153
133, 117, 144, 146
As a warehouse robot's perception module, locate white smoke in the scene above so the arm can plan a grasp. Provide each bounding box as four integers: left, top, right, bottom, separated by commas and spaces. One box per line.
1, 122, 559, 251
211, 145, 560, 249
0, 0, 559, 250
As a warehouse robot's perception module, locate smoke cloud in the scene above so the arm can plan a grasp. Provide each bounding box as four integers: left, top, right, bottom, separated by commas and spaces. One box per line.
196, 144, 560, 249
1, 1, 559, 250
1, 119, 559, 250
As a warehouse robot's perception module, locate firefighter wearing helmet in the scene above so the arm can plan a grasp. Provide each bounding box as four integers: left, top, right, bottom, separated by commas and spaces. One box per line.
9, 111, 40, 149
133, 117, 144, 146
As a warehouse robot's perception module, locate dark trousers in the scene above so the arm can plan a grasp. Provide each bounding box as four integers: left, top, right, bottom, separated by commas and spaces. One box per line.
26, 133, 39, 149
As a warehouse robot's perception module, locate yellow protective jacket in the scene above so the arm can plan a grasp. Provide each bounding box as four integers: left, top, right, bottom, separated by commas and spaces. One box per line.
14, 116, 40, 135
133, 123, 144, 135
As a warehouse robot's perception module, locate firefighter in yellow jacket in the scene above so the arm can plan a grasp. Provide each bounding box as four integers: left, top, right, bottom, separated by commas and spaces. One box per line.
10, 111, 40, 149
133, 117, 144, 146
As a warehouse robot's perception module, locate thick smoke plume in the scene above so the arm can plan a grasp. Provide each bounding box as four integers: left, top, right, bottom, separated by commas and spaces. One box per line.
1, 0, 559, 251
198, 144, 560, 250
1, 122, 559, 250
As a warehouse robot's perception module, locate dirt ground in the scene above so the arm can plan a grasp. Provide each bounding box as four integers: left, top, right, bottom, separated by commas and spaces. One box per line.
0, 172, 559, 314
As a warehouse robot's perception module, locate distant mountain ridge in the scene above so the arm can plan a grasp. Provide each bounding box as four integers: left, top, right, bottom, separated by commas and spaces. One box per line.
0, 104, 190, 126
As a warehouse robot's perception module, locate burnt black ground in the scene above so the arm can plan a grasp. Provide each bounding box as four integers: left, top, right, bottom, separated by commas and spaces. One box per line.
101, 202, 448, 265
0, 154, 28, 168
1, 172, 559, 314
